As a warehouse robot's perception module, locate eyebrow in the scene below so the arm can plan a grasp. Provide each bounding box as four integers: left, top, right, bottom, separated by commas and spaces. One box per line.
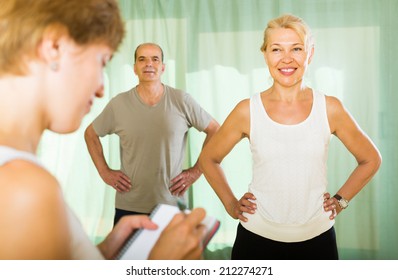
270, 42, 304, 47
137, 55, 161, 59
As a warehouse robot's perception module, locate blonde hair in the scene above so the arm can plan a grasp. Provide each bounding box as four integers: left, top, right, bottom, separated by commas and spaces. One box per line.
260, 14, 314, 52
0, 0, 125, 76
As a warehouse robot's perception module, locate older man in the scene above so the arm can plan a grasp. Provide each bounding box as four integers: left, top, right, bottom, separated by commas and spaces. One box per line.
85, 42, 219, 225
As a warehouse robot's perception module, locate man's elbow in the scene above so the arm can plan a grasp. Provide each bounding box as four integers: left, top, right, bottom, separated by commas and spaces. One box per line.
84, 124, 96, 143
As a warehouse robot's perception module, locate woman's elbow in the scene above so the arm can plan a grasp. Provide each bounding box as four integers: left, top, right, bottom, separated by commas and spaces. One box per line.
367, 149, 382, 176
373, 150, 382, 173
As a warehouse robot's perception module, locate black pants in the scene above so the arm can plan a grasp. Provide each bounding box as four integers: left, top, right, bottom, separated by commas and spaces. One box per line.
113, 208, 149, 227
231, 223, 339, 260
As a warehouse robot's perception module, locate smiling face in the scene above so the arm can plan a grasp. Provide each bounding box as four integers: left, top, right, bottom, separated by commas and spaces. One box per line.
263, 27, 314, 88
133, 44, 165, 83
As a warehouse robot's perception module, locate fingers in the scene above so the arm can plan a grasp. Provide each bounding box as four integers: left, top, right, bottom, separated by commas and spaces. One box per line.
169, 182, 190, 196
169, 172, 190, 195
118, 173, 131, 188
117, 215, 158, 231
100, 215, 157, 259
115, 173, 131, 192
238, 212, 248, 222
184, 208, 206, 227
236, 192, 256, 222
170, 169, 201, 196
323, 195, 338, 220
240, 192, 257, 210
330, 208, 337, 220
177, 209, 206, 259
149, 208, 206, 260
113, 183, 129, 192
166, 208, 206, 233
106, 170, 131, 192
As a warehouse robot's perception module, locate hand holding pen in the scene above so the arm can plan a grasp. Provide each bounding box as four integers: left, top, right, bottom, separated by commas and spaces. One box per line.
148, 206, 207, 260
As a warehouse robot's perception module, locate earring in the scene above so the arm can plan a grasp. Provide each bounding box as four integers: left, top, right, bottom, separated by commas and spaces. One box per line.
50, 61, 59, 71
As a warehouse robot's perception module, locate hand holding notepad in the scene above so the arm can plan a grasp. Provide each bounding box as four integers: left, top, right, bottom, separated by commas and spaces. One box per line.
115, 204, 220, 260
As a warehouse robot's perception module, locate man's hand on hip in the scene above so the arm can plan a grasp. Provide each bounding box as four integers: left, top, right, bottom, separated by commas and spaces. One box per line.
169, 167, 201, 196
101, 169, 131, 192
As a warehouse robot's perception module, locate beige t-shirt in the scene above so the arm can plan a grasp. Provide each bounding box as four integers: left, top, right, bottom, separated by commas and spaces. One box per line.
93, 85, 212, 213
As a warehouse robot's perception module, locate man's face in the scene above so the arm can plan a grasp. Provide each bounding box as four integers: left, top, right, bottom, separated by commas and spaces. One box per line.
134, 44, 165, 82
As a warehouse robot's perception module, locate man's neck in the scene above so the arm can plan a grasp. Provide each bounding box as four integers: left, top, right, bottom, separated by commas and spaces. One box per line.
136, 82, 164, 106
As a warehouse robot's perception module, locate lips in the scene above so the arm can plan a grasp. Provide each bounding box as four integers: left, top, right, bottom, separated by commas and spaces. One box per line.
143, 68, 155, 74
279, 68, 296, 75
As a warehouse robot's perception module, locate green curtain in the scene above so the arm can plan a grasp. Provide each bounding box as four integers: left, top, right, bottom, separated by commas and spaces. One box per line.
38, 0, 397, 260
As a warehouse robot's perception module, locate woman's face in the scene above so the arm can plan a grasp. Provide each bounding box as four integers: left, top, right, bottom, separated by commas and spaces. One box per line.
263, 27, 313, 88
46, 39, 112, 133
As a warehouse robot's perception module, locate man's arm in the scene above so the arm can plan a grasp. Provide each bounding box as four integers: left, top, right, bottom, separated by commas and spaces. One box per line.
84, 123, 131, 192
169, 119, 220, 196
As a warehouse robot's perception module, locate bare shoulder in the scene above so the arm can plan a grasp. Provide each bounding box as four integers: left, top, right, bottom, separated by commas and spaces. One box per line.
236, 98, 251, 107
218, 98, 250, 131
0, 159, 61, 201
325, 95, 352, 133
325, 95, 345, 115
226, 98, 250, 132
231, 98, 250, 118
0, 160, 71, 259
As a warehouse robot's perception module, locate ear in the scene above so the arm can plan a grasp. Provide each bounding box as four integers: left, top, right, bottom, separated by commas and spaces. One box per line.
37, 26, 68, 69
262, 51, 268, 65
133, 62, 138, 75
307, 46, 315, 65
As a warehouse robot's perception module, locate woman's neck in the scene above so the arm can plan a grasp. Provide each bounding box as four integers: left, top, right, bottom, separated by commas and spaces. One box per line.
0, 77, 46, 154
268, 83, 309, 102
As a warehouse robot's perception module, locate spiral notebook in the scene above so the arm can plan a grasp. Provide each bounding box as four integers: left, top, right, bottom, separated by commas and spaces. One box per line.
115, 204, 220, 260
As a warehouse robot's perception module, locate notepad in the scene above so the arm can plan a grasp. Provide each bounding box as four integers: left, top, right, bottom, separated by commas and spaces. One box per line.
115, 204, 220, 260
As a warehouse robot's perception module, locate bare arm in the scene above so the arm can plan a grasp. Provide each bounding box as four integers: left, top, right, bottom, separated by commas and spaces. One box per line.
84, 123, 131, 192
169, 119, 220, 196
0, 161, 71, 259
192, 118, 221, 171
323, 96, 382, 217
198, 100, 256, 220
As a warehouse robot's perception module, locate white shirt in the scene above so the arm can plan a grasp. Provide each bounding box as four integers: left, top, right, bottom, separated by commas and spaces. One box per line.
242, 91, 334, 242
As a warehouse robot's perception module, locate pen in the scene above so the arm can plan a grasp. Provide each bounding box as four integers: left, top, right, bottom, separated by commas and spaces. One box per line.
177, 197, 188, 214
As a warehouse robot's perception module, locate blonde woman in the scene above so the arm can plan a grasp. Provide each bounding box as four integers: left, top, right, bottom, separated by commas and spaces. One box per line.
199, 14, 381, 260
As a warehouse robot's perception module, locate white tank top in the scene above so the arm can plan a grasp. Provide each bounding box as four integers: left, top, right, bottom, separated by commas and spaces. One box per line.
242, 91, 335, 242
0, 146, 103, 259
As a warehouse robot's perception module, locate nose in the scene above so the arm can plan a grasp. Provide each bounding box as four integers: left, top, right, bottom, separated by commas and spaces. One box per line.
96, 84, 104, 98
95, 70, 105, 98
281, 51, 293, 63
